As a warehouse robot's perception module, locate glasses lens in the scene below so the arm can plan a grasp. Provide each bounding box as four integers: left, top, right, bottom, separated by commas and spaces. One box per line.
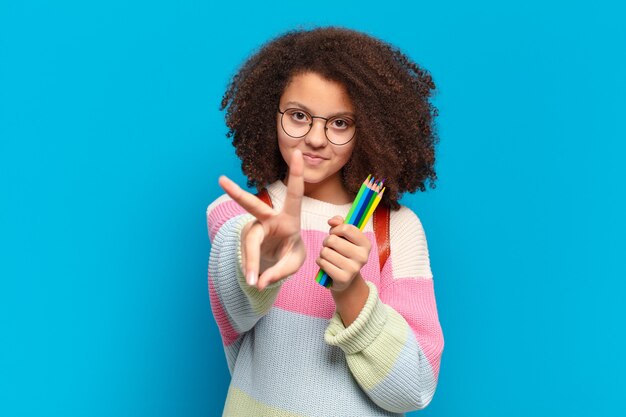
282, 108, 312, 137
326, 116, 356, 145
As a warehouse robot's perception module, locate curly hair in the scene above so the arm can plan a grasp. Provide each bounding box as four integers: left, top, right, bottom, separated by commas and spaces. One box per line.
219, 25, 439, 211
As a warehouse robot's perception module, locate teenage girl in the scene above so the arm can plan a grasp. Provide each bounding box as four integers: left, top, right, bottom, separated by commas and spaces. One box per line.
207, 26, 444, 416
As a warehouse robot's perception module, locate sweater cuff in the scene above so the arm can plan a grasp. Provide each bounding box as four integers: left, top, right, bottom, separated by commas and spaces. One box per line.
324, 281, 388, 354
234, 214, 289, 311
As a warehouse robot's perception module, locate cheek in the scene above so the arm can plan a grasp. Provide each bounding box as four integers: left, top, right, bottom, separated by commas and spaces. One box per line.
277, 121, 293, 148
337, 143, 355, 165
277, 133, 292, 166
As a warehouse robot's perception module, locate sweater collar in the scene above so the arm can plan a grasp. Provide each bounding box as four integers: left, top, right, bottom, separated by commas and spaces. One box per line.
265, 180, 353, 216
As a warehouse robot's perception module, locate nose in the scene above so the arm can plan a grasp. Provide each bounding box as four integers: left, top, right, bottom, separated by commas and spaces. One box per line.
304, 118, 328, 148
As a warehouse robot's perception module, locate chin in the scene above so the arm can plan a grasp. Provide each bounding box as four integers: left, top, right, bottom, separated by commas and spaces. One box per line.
302, 173, 323, 184
303, 169, 337, 184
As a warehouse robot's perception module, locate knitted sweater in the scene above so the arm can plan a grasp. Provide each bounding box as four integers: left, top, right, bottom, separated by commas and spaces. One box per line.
206, 179, 444, 417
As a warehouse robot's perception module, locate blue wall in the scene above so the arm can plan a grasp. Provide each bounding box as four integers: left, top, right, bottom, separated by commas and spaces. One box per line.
1, 1, 624, 416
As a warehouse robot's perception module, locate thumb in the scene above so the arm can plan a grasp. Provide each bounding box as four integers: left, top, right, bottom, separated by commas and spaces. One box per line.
327, 215, 344, 226
257, 254, 294, 291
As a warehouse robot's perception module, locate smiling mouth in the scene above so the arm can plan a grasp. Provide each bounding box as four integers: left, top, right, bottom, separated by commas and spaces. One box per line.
303, 154, 326, 165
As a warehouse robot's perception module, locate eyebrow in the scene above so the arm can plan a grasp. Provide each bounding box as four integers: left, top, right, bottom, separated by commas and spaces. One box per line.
283, 101, 355, 118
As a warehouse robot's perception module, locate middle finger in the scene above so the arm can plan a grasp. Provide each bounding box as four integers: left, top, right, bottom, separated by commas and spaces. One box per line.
323, 234, 355, 257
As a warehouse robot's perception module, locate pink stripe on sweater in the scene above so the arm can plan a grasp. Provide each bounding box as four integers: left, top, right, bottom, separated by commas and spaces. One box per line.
274, 229, 383, 319
207, 198, 247, 242
208, 273, 240, 347
379, 277, 444, 380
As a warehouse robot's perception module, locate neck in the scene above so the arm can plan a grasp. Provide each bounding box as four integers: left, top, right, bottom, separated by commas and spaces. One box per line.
282, 174, 353, 205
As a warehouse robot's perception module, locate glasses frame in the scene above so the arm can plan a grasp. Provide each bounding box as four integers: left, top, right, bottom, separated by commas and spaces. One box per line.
277, 107, 356, 146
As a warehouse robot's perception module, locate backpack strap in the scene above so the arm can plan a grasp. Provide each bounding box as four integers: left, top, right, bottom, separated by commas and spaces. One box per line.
373, 203, 390, 272
255, 187, 390, 273
256, 187, 273, 208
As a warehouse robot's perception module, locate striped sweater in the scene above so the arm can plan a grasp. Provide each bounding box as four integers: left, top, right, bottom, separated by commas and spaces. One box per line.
206, 179, 444, 417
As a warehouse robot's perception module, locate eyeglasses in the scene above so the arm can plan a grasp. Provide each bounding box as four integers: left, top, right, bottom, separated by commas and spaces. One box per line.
278, 107, 356, 146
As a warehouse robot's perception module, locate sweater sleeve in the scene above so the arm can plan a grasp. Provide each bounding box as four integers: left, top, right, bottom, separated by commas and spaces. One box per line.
206, 194, 289, 357
324, 206, 444, 413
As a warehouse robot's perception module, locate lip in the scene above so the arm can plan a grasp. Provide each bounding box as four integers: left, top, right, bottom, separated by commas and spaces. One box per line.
302, 153, 327, 166
302, 152, 328, 160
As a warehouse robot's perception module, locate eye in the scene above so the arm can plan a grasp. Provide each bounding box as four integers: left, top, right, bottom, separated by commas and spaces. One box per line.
287, 109, 310, 124
329, 118, 353, 130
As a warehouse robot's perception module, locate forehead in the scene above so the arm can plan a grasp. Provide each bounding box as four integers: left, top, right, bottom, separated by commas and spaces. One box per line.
280, 72, 354, 114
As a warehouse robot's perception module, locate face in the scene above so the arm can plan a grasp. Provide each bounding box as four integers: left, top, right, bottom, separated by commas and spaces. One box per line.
277, 71, 356, 195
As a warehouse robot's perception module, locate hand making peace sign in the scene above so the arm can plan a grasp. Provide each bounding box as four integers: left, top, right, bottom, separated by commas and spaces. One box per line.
217, 149, 306, 291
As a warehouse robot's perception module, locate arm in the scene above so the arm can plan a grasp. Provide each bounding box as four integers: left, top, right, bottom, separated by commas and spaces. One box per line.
207, 195, 288, 348
324, 207, 444, 413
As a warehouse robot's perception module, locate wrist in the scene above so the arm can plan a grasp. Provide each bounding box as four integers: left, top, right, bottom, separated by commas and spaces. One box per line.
331, 272, 365, 298
331, 273, 370, 327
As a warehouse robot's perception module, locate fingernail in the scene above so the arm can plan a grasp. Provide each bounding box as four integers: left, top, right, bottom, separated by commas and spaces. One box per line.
247, 271, 257, 286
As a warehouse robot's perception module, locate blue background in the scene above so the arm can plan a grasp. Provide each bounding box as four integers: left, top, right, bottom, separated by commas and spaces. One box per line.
1, 1, 624, 416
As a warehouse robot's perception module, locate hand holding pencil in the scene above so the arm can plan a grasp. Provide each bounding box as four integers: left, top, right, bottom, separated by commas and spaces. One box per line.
314, 174, 386, 289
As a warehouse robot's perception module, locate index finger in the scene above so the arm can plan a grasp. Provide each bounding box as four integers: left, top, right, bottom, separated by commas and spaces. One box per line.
282, 149, 304, 219
218, 175, 275, 220
329, 223, 365, 245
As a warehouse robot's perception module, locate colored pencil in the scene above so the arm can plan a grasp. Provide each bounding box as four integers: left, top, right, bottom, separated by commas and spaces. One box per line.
315, 175, 386, 288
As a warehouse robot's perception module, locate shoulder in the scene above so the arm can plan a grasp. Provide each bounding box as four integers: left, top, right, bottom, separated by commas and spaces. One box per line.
206, 192, 248, 240
389, 204, 428, 241
206, 192, 233, 217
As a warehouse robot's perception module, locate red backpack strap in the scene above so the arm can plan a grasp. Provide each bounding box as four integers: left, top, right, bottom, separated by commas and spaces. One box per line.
256, 187, 273, 208
373, 203, 390, 272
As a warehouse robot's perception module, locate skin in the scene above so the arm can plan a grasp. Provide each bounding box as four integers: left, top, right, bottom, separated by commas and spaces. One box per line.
277, 71, 356, 205
218, 72, 372, 327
